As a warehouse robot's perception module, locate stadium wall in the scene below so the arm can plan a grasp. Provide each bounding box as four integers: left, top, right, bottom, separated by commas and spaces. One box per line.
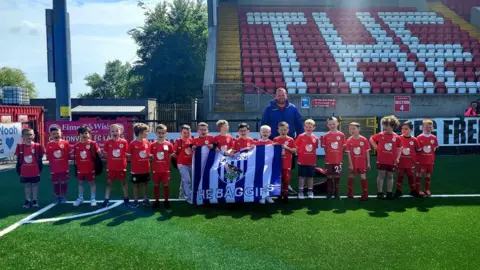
471, 7, 480, 29
206, 94, 480, 120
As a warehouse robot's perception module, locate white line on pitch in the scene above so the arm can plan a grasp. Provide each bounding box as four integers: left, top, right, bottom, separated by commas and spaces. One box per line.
0, 203, 56, 238
64, 198, 186, 204
24, 201, 123, 224
286, 194, 480, 199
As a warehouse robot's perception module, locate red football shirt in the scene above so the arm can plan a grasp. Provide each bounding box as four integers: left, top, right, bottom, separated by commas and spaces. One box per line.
295, 133, 319, 166
416, 134, 439, 165
74, 141, 100, 174
46, 139, 72, 174
173, 138, 194, 166
214, 134, 234, 152
345, 136, 370, 169
371, 132, 402, 165
321, 131, 346, 164
234, 137, 255, 152
255, 139, 273, 146
273, 136, 295, 170
151, 141, 174, 173
128, 139, 151, 174
104, 139, 128, 172
15, 143, 43, 178
398, 136, 422, 168
193, 135, 215, 147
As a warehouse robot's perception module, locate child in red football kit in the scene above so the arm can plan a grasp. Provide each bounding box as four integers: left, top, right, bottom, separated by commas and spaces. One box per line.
256, 125, 274, 204
234, 123, 255, 152
416, 119, 439, 197
396, 121, 422, 198
129, 123, 152, 208
73, 125, 101, 207
345, 122, 370, 201
173, 125, 194, 200
192, 122, 215, 151
151, 124, 174, 209
214, 120, 234, 156
102, 124, 129, 208
273, 122, 296, 203
295, 119, 319, 200
46, 126, 71, 204
15, 128, 44, 208
370, 115, 402, 200
321, 117, 346, 199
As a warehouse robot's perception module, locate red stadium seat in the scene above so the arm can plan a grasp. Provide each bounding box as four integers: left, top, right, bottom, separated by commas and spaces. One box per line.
371, 82, 382, 94
435, 82, 446, 94
307, 82, 318, 93
244, 72, 253, 83
403, 82, 414, 94
394, 72, 404, 82
382, 82, 392, 94
374, 72, 384, 82
318, 82, 328, 94
393, 82, 403, 94
339, 82, 349, 94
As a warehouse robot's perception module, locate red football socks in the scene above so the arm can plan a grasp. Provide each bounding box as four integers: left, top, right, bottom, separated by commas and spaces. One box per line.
361, 179, 368, 197
154, 185, 160, 201
164, 185, 169, 201
425, 177, 431, 191
347, 177, 354, 196
416, 176, 422, 191
60, 182, 67, 196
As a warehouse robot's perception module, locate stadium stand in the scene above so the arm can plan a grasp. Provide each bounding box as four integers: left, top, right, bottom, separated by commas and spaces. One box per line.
442, 0, 480, 22
237, 5, 480, 95
215, 2, 244, 112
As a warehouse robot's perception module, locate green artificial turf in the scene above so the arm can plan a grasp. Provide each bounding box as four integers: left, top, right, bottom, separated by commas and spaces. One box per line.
0, 155, 480, 269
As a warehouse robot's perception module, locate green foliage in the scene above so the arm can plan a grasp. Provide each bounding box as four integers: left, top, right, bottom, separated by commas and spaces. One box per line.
129, 0, 208, 103
79, 60, 142, 99
0, 67, 37, 99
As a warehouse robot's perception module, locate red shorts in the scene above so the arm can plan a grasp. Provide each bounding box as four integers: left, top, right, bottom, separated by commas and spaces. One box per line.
282, 169, 291, 183
51, 172, 69, 183
417, 164, 434, 174
77, 172, 95, 182
326, 164, 343, 176
377, 163, 396, 172
107, 170, 126, 181
349, 167, 367, 175
397, 167, 414, 176
152, 172, 170, 185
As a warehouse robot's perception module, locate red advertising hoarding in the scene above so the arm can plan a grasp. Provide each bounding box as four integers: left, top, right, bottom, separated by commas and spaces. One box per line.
394, 96, 411, 112
45, 120, 128, 148
312, 98, 336, 108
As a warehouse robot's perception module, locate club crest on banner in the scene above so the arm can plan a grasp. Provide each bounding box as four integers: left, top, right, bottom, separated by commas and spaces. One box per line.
218, 155, 246, 184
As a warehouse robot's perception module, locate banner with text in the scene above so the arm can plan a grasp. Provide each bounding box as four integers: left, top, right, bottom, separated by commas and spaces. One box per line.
45, 121, 128, 148
0, 122, 22, 159
380, 117, 480, 146
190, 145, 282, 205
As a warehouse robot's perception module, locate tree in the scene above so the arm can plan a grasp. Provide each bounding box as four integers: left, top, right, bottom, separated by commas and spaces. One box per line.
0, 67, 37, 98
79, 60, 142, 99
128, 0, 208, 103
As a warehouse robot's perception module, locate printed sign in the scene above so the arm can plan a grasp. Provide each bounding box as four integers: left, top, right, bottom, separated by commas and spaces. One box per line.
45, 120, 127, 148
0, 122, 22, 159
312, 98, 336, 108
301, 96, 310, 109
394, 96, 411, 112
381, 117, 480, 146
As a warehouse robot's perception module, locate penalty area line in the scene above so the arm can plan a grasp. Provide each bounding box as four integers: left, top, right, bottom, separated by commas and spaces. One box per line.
24, 201, 124, 224
0, 203, 56, 238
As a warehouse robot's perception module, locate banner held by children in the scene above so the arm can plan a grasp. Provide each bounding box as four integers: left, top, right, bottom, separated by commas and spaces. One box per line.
0, 122, 22, 159
191, 145, 282, 205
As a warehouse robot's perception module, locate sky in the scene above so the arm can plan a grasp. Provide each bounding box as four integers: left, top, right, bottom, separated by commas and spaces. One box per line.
0, 0, 161, 98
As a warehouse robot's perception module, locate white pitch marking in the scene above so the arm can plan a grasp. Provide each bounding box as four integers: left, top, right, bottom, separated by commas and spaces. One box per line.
0, 203, 56, 238
24, 201, 123, 224
64, 198, 186, 204
285, 194, 480, 199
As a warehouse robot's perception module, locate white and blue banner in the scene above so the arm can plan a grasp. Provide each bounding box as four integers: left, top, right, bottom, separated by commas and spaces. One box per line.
191, 145, 282, 205
0, 122, 22, 159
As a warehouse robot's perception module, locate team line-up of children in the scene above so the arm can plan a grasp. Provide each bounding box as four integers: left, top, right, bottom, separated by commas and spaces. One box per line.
15, 114, 438, 209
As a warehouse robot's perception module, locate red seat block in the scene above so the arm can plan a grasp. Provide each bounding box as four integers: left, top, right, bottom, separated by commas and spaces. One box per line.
403, 82, 414, 94
387, 62, 397, 72
416, 62, 426, 72
455, 71, 466, 82
307, 82, 318, 94
263, 72, 273, 82
275, 82, 286, 89
382, 82, 392, 94
334, 72, 344, 82
273, 72, 283, 82
304, 72, 314, 82
374, 72, 384, 82
392, 82, 403, 94
318, 82, 328, 94
265, 82, 275, 94
364, 72, 374, 82
466, 71, 475, 82
271, 62, 281, 72
371, 82, 382, 94
435, 82, 445, 94
377, 63, 387, 72
339, 82, 349, 94
445, 62, 455, 71
394, 72, 404, 82
244, 72, 253, 82
324, 72, 334, 83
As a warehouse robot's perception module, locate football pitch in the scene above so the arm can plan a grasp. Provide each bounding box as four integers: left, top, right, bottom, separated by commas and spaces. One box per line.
1, 155, 480, 269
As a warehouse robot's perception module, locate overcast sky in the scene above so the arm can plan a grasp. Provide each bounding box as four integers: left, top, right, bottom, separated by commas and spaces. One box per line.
0, 0, 162, 98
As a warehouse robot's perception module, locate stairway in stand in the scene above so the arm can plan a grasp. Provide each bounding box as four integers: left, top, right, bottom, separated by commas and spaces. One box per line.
429, 2, 480, 39
215, 1, 244, 112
